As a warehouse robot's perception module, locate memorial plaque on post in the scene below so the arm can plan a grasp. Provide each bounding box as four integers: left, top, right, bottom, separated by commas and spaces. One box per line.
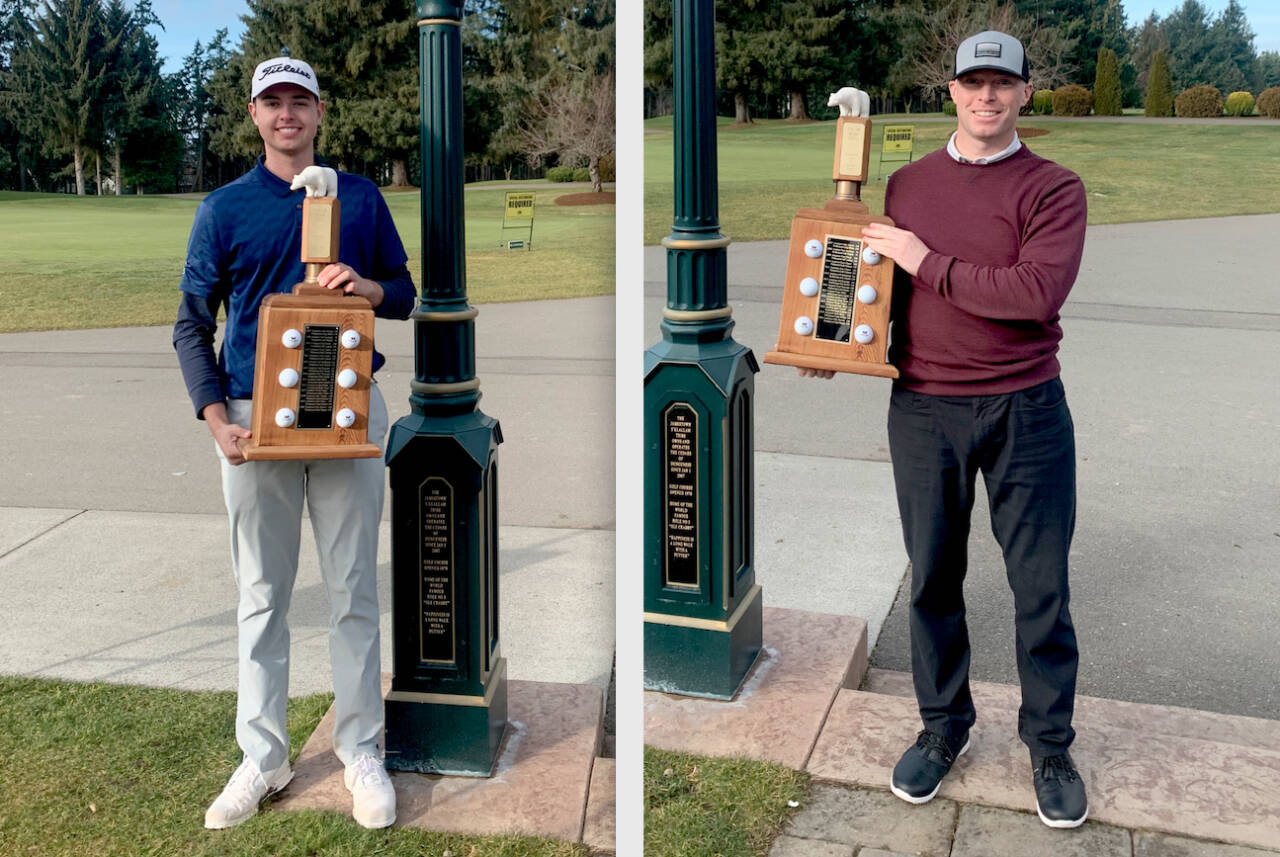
763, 101, 900, 379
240, 178, 381, 460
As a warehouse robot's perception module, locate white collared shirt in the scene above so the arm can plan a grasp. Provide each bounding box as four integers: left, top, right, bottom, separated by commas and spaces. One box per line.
946, 131, 1022, 165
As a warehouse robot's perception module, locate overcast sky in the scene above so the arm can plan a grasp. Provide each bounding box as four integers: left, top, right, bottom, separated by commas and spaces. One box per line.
145, 0, 1280, 76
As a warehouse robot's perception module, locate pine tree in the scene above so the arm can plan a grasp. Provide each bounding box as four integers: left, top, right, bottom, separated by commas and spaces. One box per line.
1093, 46, 1122, 115
1145, 49, 1174, 116
9, 0, 109, 194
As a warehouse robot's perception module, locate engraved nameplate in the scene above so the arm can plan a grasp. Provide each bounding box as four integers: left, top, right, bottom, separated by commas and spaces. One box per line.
816, 236, 860, 343
297, 324, 339, 428
663, 403, 698, 588
419, 477, 456, 665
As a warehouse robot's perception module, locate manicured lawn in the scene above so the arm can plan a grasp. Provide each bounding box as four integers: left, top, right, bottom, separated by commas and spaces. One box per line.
645, 746, 808, 857
0, 183, 613, 333
0, 676, 587, 857
644, 116, 1280, 243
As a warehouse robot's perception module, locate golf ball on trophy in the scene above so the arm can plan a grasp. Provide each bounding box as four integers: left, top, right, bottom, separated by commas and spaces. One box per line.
337, 368, 358, 389
341, 329, 361, 349
804, 239, 824, 258
282, 329, 302, 349
336, 408, 356, 428
799, 277, 820, 297
794, 316, 815, 336
862, 246, 881, 265
854, 324, 875, 344
278, 368, 300, 388
857, 285, 878, 305
275, 408, 296, 428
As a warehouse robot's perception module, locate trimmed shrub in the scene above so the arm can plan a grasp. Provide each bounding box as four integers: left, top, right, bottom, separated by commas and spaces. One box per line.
1093, 47, 1123, 115
1053, 85, 1093, 116
599, 153, 616, 183
1033, 89, 1054, 114
943, 100, 957, 116
1258, 86, 1280, 118
545, 165, 576, 182
571, 167, 591, 182
1145, 50, 1173, 116
1224, 91, 1255, 116
1175, 84, 1223, 117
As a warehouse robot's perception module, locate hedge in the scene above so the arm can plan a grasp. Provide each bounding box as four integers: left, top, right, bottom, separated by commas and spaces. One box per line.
1175, 85, 1223, 117
1053, 85, 1093, 116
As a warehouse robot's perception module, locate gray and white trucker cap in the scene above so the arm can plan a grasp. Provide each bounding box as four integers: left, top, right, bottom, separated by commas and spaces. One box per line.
952, 30, 1030, 81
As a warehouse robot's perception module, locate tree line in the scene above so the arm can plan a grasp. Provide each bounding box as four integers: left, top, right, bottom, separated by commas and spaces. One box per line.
0, 0, 614, 195
643, 0, 1278, 121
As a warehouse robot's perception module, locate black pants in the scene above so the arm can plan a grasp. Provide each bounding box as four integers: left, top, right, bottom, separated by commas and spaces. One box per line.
887, 377, 1078, 756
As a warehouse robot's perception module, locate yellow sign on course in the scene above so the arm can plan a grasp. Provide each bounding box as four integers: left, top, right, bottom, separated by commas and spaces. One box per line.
504, 192, 535, 219
882, 125, 914, 154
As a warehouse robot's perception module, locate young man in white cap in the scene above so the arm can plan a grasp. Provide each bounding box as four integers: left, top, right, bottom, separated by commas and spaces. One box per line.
173, 54, 416, 830
806, 31, 1089, 827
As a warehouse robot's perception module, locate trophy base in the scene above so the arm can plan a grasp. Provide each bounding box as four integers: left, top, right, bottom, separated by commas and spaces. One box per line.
239, 441, 383, 461
763, 349, 899, 379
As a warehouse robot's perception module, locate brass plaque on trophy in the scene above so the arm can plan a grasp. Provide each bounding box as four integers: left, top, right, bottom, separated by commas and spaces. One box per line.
239, 192, 382, 460
763, 107, 900, 378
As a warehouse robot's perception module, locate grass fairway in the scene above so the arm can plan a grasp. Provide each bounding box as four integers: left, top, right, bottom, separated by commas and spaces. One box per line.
0, 183, 613, 334
645, 746, 807, 857
644, 116, 1280, 243
0, 676, 586, 857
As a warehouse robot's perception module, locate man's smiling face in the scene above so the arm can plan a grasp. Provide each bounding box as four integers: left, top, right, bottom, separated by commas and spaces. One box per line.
248, 83, 324, 160
948, 69, 1034, 157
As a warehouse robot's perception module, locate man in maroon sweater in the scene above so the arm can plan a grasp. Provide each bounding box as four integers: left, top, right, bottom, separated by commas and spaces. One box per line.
811, 31, 1089, 827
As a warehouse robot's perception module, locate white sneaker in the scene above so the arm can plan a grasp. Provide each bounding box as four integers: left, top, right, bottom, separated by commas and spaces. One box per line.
204, 758, 293, 829
344, 753, 397, 829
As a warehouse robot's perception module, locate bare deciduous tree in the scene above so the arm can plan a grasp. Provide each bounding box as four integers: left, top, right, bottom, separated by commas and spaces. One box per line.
905, 0, 1077, 96
517, 70, 614, 192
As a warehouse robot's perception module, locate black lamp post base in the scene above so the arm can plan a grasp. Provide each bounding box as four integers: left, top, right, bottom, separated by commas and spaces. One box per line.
644, 584, 763, 700
384, 659, 509, 776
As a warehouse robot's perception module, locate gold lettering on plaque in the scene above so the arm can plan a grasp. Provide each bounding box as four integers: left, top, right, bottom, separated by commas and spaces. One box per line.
418, 477, 455, 665
839, 123, 866, 177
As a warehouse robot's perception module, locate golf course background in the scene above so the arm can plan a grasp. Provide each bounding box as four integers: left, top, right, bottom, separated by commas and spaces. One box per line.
644, 115, 1280, 244
0, 183, 615, 334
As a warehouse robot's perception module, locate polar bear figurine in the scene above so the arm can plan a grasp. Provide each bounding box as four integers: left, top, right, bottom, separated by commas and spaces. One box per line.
289, 165, 339, 198
827, 86, 871, 118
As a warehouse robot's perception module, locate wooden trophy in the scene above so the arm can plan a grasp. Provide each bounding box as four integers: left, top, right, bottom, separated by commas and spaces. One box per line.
763, 103, 899, 379
239, 189, 381, 461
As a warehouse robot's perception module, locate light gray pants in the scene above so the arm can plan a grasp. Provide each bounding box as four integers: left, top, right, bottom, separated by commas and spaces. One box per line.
219, 383, 388, 773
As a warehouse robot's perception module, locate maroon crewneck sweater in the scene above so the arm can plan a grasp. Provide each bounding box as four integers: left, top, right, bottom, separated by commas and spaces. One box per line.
884, 144, 1087, 395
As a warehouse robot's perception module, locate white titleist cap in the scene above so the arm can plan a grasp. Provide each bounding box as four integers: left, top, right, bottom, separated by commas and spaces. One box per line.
251, 56, 321, 99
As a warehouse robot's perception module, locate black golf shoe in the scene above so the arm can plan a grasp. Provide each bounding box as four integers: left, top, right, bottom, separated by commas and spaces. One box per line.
1032, 752, 1089, 828
889, 729, 970, 804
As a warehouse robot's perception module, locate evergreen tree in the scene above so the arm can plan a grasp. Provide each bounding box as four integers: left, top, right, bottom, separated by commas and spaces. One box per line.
716, 0, 773, 123
1130, 11, 1168, 94
1145, 48, 1173, 116
8, 0, 109, 194
1093, 45, 1122, 114
1258, 50, 1280, 89
776, 0, 846, 121
174, 29, 232, 191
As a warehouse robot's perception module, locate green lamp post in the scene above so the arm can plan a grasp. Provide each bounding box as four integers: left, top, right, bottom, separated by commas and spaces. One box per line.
383, 1, 507, 776
643, 0, 762, 699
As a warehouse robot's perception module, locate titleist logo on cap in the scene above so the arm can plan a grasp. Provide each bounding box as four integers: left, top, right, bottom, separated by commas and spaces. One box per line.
257, 62, 313, 81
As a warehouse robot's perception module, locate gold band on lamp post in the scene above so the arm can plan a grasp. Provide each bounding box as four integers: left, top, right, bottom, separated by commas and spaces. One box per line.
411, 308, 480, 322
663, 305, 734, 322
661, 235, 732, 250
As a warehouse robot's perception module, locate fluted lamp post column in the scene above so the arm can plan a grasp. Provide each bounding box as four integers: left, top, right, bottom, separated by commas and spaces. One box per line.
643, 0, 762, 699
383, 0, 507, 775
